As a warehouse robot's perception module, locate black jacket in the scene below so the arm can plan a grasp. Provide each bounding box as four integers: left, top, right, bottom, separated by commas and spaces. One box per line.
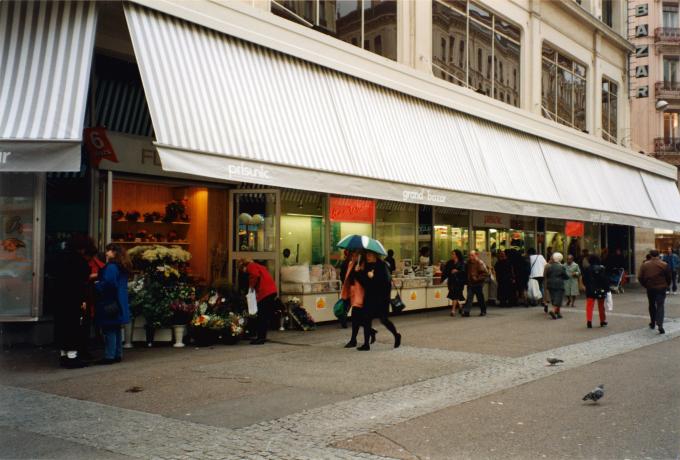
583, 264, 609, 299
443, 260, 466, 288
356, 259, 391, 318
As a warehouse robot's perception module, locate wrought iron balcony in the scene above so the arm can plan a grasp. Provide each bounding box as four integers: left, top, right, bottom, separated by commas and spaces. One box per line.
654, 137, 680, 154
655, 27, 680, 43
655, 81, 680, 99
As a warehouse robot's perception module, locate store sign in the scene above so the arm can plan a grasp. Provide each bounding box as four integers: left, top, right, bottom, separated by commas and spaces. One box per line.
84, 127, 118, 167
401, 187, 447, 204
565, 221, 584, 237
472, 211, 510, 228
635, 24, 649, 38
329, 197, 375, 223
0, 151, 11, 165
636, 3, 648, 16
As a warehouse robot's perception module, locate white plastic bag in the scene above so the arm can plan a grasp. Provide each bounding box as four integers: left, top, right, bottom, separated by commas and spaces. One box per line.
605, 291, 613, 311
527, 278, 542, 302
247, 288, 258, 315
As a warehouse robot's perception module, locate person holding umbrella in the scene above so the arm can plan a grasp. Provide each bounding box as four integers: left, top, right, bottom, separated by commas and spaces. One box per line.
355, 250, 401, 350
341, 250, 371, 350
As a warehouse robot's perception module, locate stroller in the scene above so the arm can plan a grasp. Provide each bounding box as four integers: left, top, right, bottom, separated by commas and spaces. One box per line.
609, 267, 625, 294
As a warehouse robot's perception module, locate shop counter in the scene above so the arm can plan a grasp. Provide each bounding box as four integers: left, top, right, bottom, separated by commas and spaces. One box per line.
391, 277, 449, 311
280, 280, 342, 323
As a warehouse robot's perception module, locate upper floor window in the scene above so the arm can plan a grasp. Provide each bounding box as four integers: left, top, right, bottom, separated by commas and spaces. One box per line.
663, 56, 679, 83
663, 3, 679, 28
541, 43, 587, 132
432, 0, 521, 108
601, 77, 618, 144
601, 0, 613, 27
272, 0, 397, 61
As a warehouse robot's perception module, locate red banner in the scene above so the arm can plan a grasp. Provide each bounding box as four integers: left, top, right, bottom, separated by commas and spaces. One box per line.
565, 221, 584, 237
84, 127, 118, 167
329, 197, 375, 223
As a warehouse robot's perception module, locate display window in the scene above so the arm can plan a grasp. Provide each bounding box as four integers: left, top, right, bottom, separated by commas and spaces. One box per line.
545, 218, 566, 258
0, 173, 36, 317
280, 191, 325, 266
376, 201, 416, 264
433, 207, 468, 264
329, 197, 375, 267
111, 178, 228, 285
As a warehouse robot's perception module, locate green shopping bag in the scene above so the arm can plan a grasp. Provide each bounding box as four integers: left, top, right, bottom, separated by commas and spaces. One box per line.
333, 298, 349, 319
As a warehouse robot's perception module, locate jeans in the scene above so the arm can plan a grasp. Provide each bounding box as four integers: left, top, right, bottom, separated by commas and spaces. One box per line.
647, 288, 666, 328
464, 285, 486, 314
102, 326, 122, 360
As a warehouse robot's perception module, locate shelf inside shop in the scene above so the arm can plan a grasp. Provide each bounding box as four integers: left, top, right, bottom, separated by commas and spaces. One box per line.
112, 241, 190, 246
112, 220, 190, 225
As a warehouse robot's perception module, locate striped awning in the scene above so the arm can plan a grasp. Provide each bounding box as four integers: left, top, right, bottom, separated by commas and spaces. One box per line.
124, 4, 680, 230
0, 1, 97, 172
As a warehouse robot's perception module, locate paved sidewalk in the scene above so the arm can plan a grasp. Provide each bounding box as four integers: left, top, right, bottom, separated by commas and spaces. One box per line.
1, 289, 678, 459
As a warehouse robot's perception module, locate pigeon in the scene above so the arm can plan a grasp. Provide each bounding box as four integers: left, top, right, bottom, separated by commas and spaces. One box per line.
582, 384, 605, 403
125, 386, 144, 393
546, 357, 564, 366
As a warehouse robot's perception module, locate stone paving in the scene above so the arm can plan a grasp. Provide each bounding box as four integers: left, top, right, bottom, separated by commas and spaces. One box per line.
2, 314, 678, 459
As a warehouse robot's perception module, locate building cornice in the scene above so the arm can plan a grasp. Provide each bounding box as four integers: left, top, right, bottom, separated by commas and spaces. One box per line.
559, 0, 635, 53
127, 0, 674, 179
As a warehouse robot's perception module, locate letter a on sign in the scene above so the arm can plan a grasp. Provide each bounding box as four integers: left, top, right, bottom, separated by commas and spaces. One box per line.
636, 65, 649, 78
635, 24, 649, 37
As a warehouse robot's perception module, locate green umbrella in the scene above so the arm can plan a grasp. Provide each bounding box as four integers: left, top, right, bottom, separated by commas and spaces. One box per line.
336, 234, 387, 256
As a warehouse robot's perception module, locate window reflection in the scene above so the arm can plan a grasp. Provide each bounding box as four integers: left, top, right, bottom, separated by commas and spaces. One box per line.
541, 42, 587, 132
601, 77, 618, 143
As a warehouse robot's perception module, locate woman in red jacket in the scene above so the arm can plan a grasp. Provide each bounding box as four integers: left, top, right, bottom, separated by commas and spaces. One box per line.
239, 258, 278, 345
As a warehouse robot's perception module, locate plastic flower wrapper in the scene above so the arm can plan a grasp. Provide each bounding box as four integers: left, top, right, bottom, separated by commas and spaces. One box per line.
192, 314, 211, 327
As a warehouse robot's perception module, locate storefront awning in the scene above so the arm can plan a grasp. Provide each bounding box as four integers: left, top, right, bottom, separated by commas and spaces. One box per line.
0, 1, 97, 172
125, 4, 680, 230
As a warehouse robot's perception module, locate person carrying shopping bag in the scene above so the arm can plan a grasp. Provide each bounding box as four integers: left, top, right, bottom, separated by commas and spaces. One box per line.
582, 255, 609, 329
239, 258, 278, 345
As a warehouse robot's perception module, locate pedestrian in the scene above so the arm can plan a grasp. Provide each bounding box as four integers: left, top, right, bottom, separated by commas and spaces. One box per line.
564, 254, 581, 307
510, 249, 530, 306
443, 249, 466, 316
239, 258, 278, 344
582, 255, 609, 329
341, 251, 373, 350
384, 249, 396, 274
494, 250, 514, 307
661, 247, 678, 294
544, 252, 569, 319
355, 250, 401, 349
338, 249, 352, 328
463, 250, 489, 317
94, 243, 132, 364
528, 248, 547, 309
639, 249, 672, 334
281, 248, 293, 266
579, 249, 591, 270
53, 235, 91, 368
80, 239, 105, 361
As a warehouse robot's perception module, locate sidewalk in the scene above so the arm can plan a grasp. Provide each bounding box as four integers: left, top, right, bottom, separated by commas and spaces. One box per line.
1, 288, 678, 459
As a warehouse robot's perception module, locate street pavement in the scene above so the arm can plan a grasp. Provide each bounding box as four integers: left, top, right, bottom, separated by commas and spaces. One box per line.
1, 288, 679, 459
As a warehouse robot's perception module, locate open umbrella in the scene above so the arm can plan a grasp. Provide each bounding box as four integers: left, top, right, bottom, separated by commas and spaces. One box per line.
336, 234, 387, 256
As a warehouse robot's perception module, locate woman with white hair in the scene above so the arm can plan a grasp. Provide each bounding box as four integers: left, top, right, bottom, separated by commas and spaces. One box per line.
544, 252, 569, 320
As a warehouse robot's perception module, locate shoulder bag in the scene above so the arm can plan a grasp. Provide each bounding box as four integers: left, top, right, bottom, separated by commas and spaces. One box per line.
390, 279, 406, 314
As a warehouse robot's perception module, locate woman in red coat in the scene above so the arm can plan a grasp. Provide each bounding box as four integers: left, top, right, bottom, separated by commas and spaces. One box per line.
239, 258, 278, 345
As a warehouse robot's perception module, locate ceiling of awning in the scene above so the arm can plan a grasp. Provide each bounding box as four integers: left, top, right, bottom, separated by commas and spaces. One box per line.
124, 3, 680, 229
0, 1, 96, 172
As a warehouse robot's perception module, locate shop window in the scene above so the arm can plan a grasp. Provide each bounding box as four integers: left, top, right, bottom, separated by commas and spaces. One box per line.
432, 0, 521, 107
433, 208, 469, 265
281, 191, 325, 266
329, 196, 375, 267
545, 219, 566, 258
376, 201, 416, 265
602, 77, 618, 144
0, 174, 36, 316
273, 0, 397, 61
110, 179, 228, 285
541, 42, 587, 132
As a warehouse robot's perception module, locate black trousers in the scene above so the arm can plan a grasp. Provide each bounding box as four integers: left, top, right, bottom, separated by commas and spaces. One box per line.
464, 285, 486, 314
349, 307, 371, 346
647, 288, 666, 328
256, 294, 277, 340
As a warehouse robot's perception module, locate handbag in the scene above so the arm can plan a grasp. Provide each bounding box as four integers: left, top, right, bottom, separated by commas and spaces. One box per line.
102, 299, 121, 320
333, 298, 349, 319
527, 278, 542, 302
605, 291, 614, 311
390, 280, 406, 313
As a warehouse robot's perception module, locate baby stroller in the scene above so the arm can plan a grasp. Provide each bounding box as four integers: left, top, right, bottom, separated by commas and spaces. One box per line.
609, 267, 625, 294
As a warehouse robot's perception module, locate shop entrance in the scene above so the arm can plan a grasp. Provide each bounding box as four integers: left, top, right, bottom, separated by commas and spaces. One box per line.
228, 189, 280, 291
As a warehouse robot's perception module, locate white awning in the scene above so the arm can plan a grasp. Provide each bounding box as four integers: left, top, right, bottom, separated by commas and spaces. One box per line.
125, 4, 680, 230
0, 1, 97, 172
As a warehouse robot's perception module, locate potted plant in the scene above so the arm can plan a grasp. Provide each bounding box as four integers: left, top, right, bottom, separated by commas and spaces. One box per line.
169, 284, 198, 348
125, 210, 141, 222
222, 312, 245, 345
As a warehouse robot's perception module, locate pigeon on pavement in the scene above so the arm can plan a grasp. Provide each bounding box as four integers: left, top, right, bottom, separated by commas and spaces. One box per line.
546, 357, 564, 366
582, 384, 605, 403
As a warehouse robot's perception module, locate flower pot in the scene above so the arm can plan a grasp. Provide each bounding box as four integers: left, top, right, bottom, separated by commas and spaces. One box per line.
191, 327, 218, 347
221, 333, 239, 346
144, 325, 155, 347
172, 325, 186, 348
123, 321, 134, 349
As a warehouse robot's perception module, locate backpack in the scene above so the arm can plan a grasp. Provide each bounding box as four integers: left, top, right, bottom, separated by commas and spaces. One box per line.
591, 265, 609, 291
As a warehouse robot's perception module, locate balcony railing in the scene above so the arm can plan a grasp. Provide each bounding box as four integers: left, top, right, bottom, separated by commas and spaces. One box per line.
654, 137, 680, 154
655, 27, 680, 43
655, 81, 680, 99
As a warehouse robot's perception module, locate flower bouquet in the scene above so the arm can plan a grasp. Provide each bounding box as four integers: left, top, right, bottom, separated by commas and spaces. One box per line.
112, 210, 125, 221
222, 312, 245, 345
125, 210, 141, 222
164, 200, 189, 223
143, 211, 162, 223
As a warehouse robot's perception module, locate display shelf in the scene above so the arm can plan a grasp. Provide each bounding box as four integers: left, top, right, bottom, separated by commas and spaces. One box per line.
280, 280, 341, 295
112, 241, 190, 246
112, 220, 190, 226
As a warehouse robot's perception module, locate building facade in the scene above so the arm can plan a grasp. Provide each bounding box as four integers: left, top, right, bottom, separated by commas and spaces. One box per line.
2, 0, 680, 344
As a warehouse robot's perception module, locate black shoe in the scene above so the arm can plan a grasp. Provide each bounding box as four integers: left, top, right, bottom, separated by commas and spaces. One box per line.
479, 312, 486, 317
249, 338, 266, 345
370, 329, 377, 344
95, 358, 115, 365
63, 358, 89, 369
549, 312, 557, 320
394, 333, 401, 349
357, 344, 370, 351
587, 321, 592, 329
462, 312, 470, 317
659, 327, 665, 334
344, 341, 357, 348
649, 322, 655, 329
600, 322, 607, 328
